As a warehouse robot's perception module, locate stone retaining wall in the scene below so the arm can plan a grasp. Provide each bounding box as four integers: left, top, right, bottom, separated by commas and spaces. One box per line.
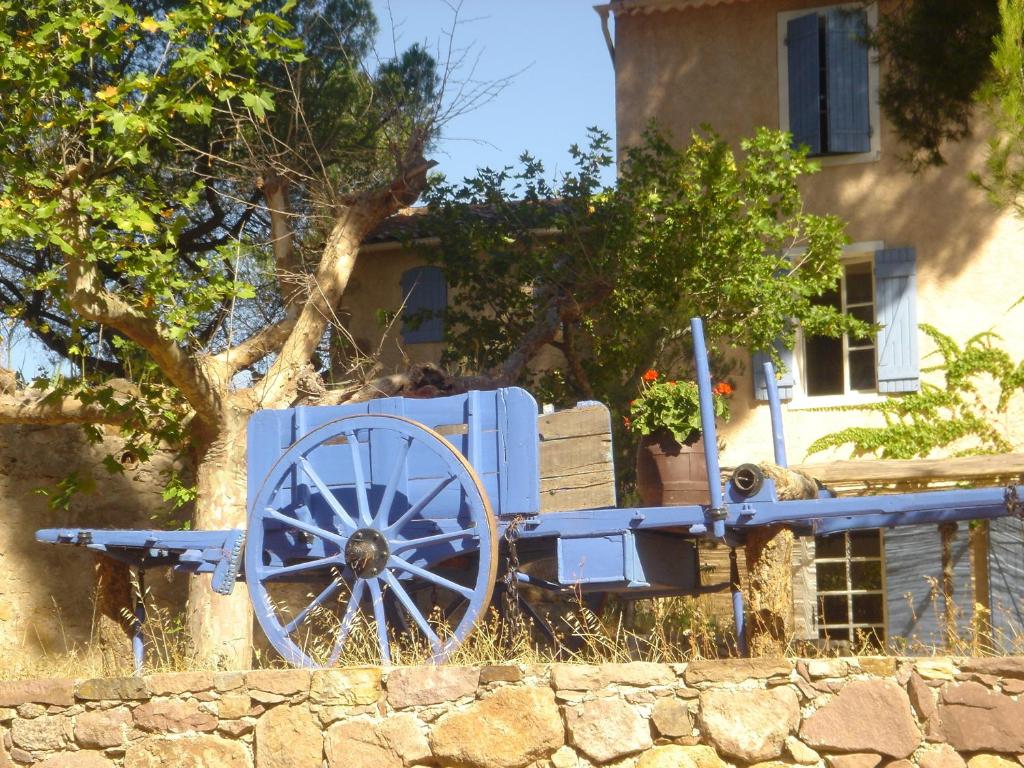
2, 657, 1023, 768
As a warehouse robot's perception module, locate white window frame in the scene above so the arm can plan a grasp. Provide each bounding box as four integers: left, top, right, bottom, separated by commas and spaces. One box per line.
777, 2, 881, 166
814, 529, 888, 646
788, 241, 888, 409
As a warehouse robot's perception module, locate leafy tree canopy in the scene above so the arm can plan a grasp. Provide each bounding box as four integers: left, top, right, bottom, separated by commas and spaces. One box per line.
0, 0, 451, 665
421, 126, 860, 417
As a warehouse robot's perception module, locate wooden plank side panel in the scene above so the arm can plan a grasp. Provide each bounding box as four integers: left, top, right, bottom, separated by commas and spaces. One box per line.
538, 406, 616, 513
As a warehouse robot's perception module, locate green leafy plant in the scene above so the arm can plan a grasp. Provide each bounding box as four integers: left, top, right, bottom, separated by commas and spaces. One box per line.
806, 324, 1024, 459
626, 370, 732, 445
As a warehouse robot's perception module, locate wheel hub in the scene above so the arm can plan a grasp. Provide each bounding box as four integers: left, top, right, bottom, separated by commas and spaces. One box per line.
345, 528, 390, 577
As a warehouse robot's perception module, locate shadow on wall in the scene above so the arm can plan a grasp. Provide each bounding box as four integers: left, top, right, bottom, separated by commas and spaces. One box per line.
0, 424, 191, 662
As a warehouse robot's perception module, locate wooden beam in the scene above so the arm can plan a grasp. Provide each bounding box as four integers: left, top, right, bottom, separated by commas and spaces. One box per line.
794, 453, 1024, 486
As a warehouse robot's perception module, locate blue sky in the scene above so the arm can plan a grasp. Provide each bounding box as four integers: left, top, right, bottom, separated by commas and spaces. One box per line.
370, 0, 617, 184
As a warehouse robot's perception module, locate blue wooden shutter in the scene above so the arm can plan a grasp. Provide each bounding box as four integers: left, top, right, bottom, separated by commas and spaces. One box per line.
988, 517, 1024, 640
787, 13, 822, 155
753, 341, 795, 401
874, 248, 919, 393
825, 8, 871, 153
885, 525, 972, 648
400, 266, 446, 343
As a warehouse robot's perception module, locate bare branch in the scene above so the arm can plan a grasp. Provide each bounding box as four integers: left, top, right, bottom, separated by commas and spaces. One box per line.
0, 388, 134, 427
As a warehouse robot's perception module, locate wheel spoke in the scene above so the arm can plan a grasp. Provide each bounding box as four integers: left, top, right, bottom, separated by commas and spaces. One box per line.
344, 430, 373, 526
264, 507, 346, 547
388, 554, 476, 600
381, 570, 442, 655
390, 526, 476, 553
298, 456, 357, 532
384, 474, 456, 534
259, 555, 343, 580
328, 578, 366, 665
367, 578, 391, 663
374, 435, 412, 528
283, 577, 344, 634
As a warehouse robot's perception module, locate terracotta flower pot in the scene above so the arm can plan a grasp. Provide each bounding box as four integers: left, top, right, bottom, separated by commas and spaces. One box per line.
635, 430, 710, 506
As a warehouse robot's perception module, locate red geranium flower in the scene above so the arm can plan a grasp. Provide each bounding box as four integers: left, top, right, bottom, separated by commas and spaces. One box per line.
642, 369, 658, 382
712, 381, 734, 396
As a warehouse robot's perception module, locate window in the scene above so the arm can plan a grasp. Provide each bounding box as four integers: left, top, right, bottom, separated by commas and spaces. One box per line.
399, 266, 446, 344
778, 4, 880, 162
815, 529, 886, 646
752, 246, 920, 402
804, 260, 876, 396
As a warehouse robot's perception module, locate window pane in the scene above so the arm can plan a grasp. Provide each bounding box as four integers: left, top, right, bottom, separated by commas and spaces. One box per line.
815, 533, 845, 558
807, 335, 844, 395
845, 262, 873, 304
848, 305, 875, 338
852, 593, 884, 623
850, 560, 882, 590
850, 530, 881, 557
849, 348, 876, 390
817, 561, 847, 591
820, 626, 851, 642
812, 285, 841, 310
853, 626, 884, 649
820, 594, 848, 624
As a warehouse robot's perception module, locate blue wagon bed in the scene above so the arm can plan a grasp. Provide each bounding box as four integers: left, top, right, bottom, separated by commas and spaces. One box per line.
37, 320, 1024, 668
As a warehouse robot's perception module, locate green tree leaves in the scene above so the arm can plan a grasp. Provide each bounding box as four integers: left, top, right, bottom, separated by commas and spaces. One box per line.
422, 125, 854, 418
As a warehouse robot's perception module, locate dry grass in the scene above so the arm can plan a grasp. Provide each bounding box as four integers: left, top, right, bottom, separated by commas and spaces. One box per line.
3, 572, 1022, 680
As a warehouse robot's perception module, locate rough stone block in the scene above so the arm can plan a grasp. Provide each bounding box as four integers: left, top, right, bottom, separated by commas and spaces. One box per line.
10, 714, 69, 751
566, 696, 653, 764
35, 752, 114, 768
479, 665, 523, 684
145, 673, 214, 697
958, 658, 1024, 680
800, 679, 920, 759
651, 698, 692, 739
310, 668, 381, 706
123, 734, 250, 767
684, 658, 792, 686
254, 703, 321, 768
76, 678, 149, 702
325, 713, 429, 768
826, 755, 882, 768
919, 744, 968, 768
0, 680, 74, 708
244, 669, 311, 697
75, 707, 132, 748
603, 662, 675, 687
387, 667, 478, 708
429, 685, 563, 768
550, 664, 605, 691
699, 686, 798, 762
132, 700, 218, 734
785, 736, 819, 765
937, 682, 1024, 753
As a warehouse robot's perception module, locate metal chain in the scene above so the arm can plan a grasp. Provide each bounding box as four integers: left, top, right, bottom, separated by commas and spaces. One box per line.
502, 516, 525, 639
1006, 484, 1024, 517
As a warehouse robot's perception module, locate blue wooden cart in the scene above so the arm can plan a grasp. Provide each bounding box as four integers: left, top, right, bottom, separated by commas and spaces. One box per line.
37, 320, 1024, 668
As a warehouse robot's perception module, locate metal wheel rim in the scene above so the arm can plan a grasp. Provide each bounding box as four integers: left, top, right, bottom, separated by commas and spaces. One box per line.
245, 413, 497, 667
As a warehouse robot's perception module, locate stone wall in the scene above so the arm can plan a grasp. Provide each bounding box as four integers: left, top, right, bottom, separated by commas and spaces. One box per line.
0, 424, 189, 663
1, 657, 1023, 768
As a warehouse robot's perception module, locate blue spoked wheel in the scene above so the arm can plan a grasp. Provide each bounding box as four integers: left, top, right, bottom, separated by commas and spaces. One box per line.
245, 414, 498, 667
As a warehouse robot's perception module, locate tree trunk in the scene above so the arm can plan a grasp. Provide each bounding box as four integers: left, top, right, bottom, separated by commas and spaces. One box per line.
744, 525, 794, 656
187, 408, 253, 669
93, 555, 134, 676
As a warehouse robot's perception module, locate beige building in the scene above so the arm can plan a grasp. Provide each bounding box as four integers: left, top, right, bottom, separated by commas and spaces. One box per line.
602, 0, 1024, 647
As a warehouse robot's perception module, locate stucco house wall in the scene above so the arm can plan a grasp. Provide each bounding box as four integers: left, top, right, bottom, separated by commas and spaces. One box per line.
611, 0, 1024, 467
